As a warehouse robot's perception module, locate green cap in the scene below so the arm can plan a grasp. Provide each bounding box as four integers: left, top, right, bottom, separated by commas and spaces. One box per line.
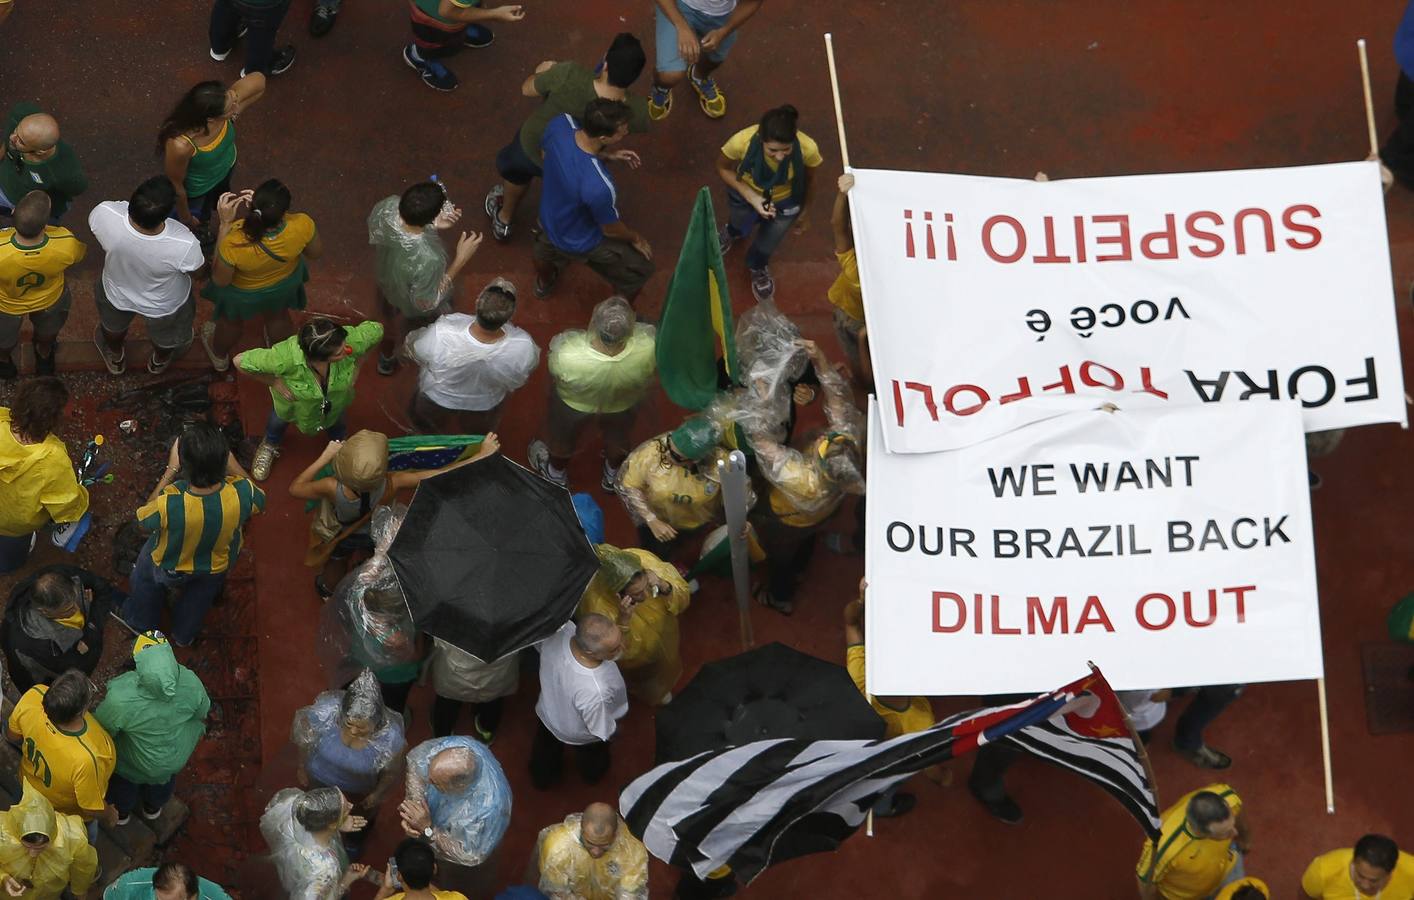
1388, 593, 1414, 643
594, 544, 643, 593
669, 416, 722, 462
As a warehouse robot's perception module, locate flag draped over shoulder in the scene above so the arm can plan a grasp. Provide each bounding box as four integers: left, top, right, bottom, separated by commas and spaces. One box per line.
619, 667, 1159, 883
656, 187, 738, 410
303, 435, 484, 511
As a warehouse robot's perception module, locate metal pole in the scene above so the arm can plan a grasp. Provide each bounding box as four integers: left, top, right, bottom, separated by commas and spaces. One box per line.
717, 451, 754, 650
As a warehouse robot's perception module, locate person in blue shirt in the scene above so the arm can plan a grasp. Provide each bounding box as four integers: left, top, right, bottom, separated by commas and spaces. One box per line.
1383, 3, 1414, 186
532, 100, 654, 303
398, 736, 512, 897
102, 861, 231, 900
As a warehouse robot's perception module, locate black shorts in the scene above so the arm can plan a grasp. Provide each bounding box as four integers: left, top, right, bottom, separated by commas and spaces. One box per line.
496, 128, 544, 186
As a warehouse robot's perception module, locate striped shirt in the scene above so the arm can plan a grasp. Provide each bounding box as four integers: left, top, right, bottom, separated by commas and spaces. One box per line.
137, 476, 265, 574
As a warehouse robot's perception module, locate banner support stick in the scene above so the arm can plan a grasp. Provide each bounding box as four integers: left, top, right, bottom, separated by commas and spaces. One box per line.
1358, 39, 1380, 158
1317, 676, 1335, 813
824, 33, 851, 170
717, 451, 755, 651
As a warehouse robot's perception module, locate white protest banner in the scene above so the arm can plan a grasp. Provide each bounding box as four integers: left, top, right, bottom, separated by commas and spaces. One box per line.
863, 400, 1323, 695
850, 161, 1406, 453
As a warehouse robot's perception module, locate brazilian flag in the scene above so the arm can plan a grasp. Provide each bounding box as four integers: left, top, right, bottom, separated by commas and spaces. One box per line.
656, 187, 738, 410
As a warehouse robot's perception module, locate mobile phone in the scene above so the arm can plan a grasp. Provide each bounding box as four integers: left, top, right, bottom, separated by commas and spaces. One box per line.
387, 858, 401, 890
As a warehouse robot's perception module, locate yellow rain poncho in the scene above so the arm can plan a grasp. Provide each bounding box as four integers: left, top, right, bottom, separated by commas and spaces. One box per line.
0, 409, 88, 537
0, 787, 97, 900
535, 813, 648, 900
578, 546, 688, 704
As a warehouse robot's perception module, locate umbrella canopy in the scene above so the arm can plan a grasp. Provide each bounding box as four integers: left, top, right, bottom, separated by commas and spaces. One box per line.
655, 642, 884, 764
389, 455, 599, 663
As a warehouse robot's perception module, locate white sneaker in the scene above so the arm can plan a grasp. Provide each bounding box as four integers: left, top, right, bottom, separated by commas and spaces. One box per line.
251, 440, 280, 482
527, 439, 566, 487
200, 321, 230, 372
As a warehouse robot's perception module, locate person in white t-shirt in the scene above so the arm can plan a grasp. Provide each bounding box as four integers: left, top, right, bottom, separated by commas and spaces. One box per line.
405, 276, 540, 435
531, 615, 627, 790
88, 176, 205, 375
1118, 689, 1169, 741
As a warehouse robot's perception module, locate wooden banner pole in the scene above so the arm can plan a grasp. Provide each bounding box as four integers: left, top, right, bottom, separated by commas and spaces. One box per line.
1358, 38, 1380, 158
1317, 677, 1335, 813
824, 33, 852, 170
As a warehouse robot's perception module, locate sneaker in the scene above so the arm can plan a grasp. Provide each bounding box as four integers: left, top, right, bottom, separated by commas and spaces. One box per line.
377, 353, 397, 376
199, 321, 230, 372
749, 266, 775, 303
147, 352, 173, 375
533, 272, 557, 299
600, 460, 619, 493
966, 779, 1023, 825
140, 804, 164, 821
718, 225, 735, 256
527, 439, 567, 487
242, 45, 296, 77
1174, 742, 1232, 770
115, 814, 131, 826
464, 24, 494, 48
251, 439, 280, 482
648, 86, 673, 121
309, 5, 337, 37
34, 345, 55, 376
472, 714, 495, 745
403, 45, 459, 91
0, 353, 15, 380
210, 46, 232, 62
688, 64, 727, 118
659, 691, 673, 705
484, 185, 512, 241
93, 326, 126, 375
874, 792, 917, 819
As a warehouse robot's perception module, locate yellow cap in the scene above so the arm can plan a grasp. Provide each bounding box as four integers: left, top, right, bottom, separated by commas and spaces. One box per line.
133, 631, 167, 657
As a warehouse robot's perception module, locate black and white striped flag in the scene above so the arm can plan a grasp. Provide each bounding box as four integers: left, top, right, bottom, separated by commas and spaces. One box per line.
619, 667, 1159, 883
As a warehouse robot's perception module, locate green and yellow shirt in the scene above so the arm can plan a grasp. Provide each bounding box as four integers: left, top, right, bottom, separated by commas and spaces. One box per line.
137, 476, 265, 574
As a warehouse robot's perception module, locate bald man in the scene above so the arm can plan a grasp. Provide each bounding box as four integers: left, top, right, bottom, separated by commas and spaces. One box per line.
399, 736, 512, 896
531, 615, 628, 790
533, 803, 649, 900
1, 103, 87, 220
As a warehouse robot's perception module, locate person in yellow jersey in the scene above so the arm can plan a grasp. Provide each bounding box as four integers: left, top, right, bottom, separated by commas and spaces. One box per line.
1214, 878, 1268, 899
6, 669, 118, 845
617, 415, 729, 561
827, 172, 871, 390
373, 837, 469, 900
0, 190, 85, 377
1136, 784, 1250, 900
578, 543, 689, 705
842, 578, 943, 819
533, 803, 648, 900
1301, 834, 1414, 900
0, 785, 97, 900
744, 340, 864, 615
0, 377, 87, 573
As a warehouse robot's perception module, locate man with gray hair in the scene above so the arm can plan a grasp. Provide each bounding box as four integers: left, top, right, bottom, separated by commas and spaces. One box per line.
398, 736, 512, 895
529, 295, 656, 490
1136, 783, 1249, 900
1, 104, 87, 219
405, 276, 540, 435
531, 614, 627, 790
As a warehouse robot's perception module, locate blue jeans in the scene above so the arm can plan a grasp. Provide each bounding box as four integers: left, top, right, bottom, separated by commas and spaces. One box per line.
124, 552, 228, 646
209, 0, 291, 74
107, 773, 176, 819
264, 409, 347, 445
0, 532, 35, 574
725, 189, 801, 270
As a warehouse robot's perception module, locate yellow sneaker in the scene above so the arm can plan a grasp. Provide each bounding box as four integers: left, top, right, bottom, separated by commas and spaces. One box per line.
648, 86, 673, 121
689, 65, 726, 119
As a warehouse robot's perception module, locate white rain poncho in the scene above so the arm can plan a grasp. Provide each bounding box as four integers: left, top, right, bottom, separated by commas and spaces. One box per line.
318, 505, 423, 688
403, 736, 512, 867
291, 669, 408, 797
259, 787, 348, 900
367, 194, 452, 317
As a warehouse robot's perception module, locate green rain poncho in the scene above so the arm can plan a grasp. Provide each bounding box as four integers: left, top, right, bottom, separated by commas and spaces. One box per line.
0, 787, 96, 900
94, 635, 211, 784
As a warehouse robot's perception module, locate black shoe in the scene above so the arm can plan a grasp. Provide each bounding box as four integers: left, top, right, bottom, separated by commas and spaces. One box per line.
244, 46, 296, 77
967, 779, 1023, 825
1173, 742, 1232, 770
34, 346, 55, 376
309, 5, 336, 36
464, 24, 494, 48
874, 792, 916, 818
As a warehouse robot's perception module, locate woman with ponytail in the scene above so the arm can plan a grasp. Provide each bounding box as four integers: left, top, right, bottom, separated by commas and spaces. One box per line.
201, 179, 323, 371
158, 74, 265, 229
715, 104, 824, 303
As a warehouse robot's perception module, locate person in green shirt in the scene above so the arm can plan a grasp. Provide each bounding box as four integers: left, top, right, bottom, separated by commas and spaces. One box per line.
1, 103, 87, 220
103, 862, 232, 900
485, 34, 650, 241
403, 0, 527, 93
234, 317, 383, 481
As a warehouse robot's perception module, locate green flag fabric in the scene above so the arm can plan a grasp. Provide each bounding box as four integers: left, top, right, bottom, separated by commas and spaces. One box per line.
656, 187, 738, 410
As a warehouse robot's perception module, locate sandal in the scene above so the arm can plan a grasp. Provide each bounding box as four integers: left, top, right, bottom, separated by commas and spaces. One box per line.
754, 583, 792, 615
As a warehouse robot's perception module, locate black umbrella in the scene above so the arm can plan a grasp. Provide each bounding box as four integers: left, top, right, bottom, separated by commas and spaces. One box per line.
389, 455, 599, 663
655, 642, 884, 764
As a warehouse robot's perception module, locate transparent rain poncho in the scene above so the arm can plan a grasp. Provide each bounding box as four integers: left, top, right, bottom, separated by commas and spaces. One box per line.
728, 301, 812, 445
318, 505, 424, 688
259, 787, 348, 900
367, 194, 452, 316
404, 737, 513, 866
291, 669, 408, 791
